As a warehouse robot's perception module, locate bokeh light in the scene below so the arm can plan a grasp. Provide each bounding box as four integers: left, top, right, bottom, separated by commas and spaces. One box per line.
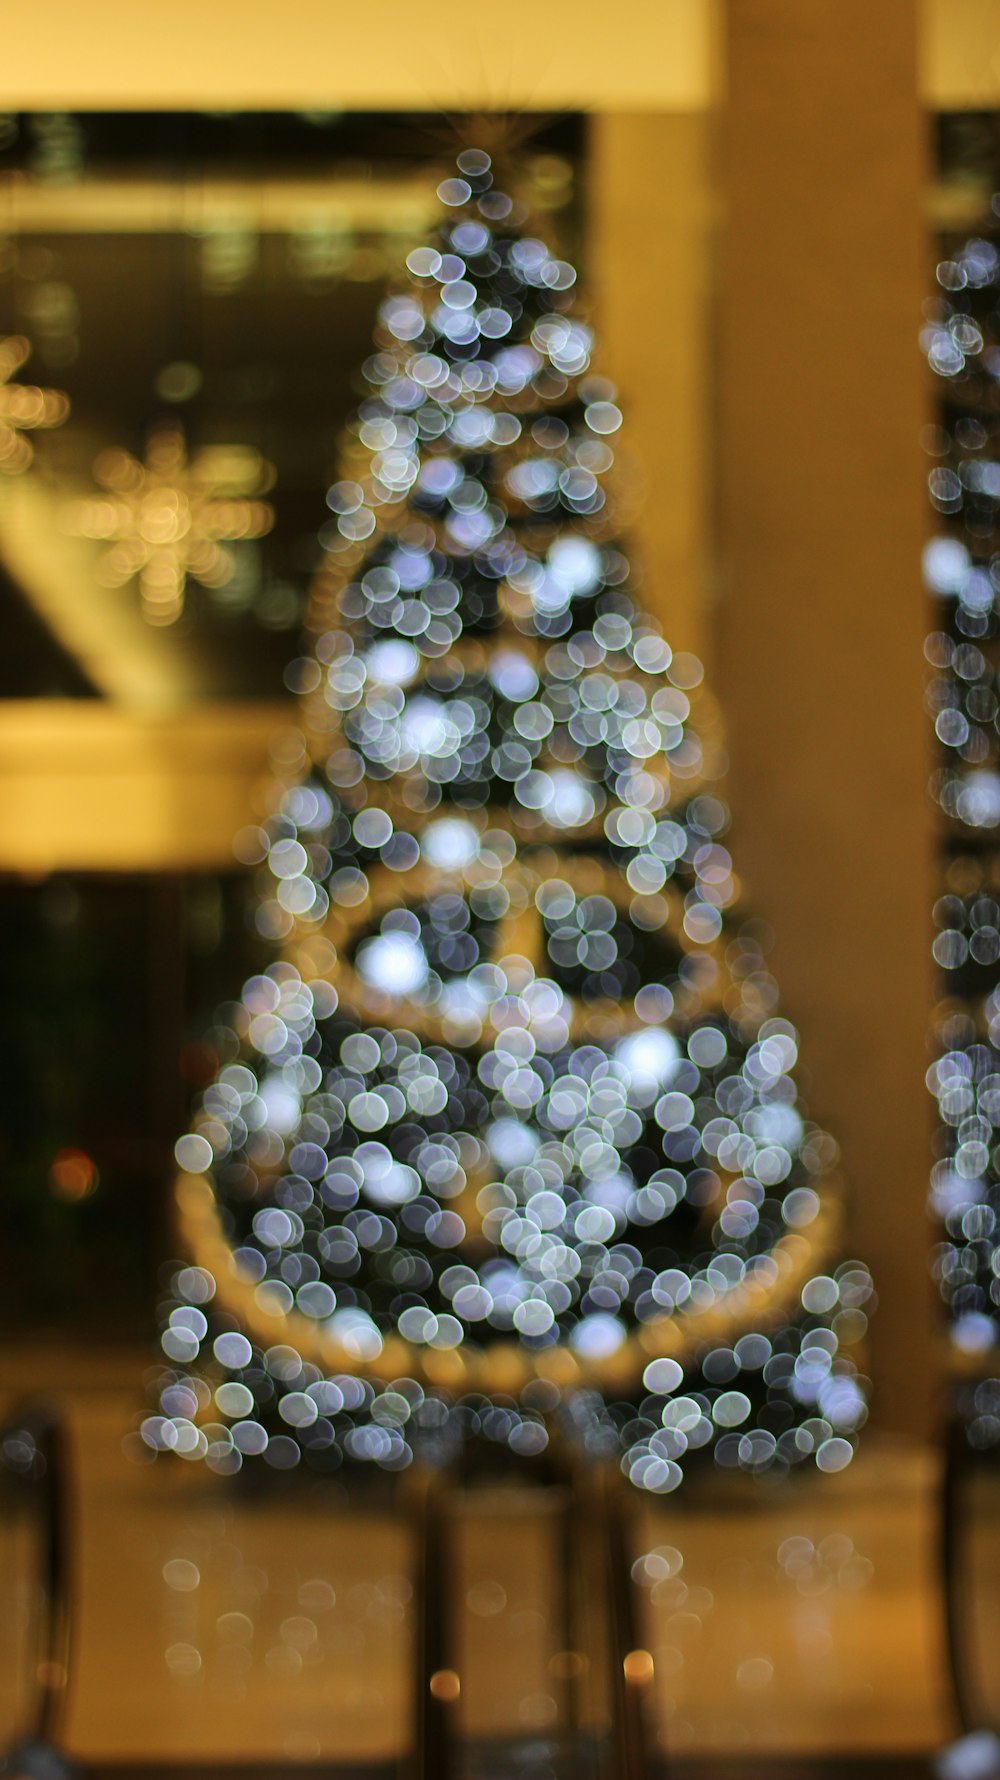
48, 1145, 99, 1201
149, 149, 871, 1493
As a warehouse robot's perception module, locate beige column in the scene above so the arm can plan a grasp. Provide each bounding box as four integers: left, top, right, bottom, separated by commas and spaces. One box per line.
717, 2, 935, 1437
589, 113, 714, 661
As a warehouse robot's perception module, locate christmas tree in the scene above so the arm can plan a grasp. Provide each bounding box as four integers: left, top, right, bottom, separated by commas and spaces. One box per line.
924, 199, 1000, 1432
145, 148, 873, 1492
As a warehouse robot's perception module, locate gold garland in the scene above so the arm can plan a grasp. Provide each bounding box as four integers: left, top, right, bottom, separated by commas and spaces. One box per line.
166, 176, 847, 1414
172, 814, 833, 1399
285, 849, 728, 1048
300, 626, 725, 836
176, 1166, 842, 1397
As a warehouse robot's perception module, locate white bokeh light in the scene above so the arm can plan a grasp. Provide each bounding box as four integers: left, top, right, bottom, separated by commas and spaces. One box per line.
356, 930, 429, 995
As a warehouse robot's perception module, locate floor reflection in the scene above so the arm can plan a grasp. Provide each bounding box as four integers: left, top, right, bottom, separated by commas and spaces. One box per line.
635, 1449, 950, 1755
2, 1352, 956, 1765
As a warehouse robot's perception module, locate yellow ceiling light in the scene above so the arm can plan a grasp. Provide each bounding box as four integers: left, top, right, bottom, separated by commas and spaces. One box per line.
63, 424, 274, 625
0, 333, 69, 473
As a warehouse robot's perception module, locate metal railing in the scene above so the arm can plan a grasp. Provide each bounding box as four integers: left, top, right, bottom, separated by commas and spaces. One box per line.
0, 1404, 652, 1780
414, 1456, 652, 1780
941, 1417, 1000, 1738
0, 1399, 74, 1778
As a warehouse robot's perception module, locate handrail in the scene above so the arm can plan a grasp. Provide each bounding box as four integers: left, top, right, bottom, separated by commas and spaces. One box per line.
0, 1398, 74, 1772
413, 1467, 453, 1780
0, 1413, 651, 1780
411, 1451, 651, 1780
601, 1468, 652, 1780
941, 1414, 991, 1735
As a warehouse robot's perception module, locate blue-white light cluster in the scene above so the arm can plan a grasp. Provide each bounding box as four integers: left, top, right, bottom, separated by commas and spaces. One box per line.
925, 194, 1000, 1425
153, 150, 871, 1490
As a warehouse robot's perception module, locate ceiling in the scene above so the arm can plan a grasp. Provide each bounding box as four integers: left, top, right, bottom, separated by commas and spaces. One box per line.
0, 111, 585, 705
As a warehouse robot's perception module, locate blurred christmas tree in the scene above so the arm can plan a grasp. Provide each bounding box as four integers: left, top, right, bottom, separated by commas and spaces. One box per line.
923, 174, 1000, 1431
145, 148, 873, 1491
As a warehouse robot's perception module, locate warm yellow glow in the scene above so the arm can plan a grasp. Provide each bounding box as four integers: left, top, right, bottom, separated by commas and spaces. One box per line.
0, 475, 209, 711
623, 1649, 655, 1686
49, 1147, 99, 1202
0, 0, 717, 109
3, 173, 439, 236
920, 0, 1000, 104
0, 700, 290, 870
0, 334, 68, 474
64, 428, 274, 625
549, 1650, 586, 1680
429, 1669, 461, 1703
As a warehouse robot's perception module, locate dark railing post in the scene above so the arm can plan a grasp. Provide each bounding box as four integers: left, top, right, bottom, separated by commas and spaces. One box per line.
602, 1467, 652, 1780
0, 1400, 78, 1779
414, 1467, 455, 1780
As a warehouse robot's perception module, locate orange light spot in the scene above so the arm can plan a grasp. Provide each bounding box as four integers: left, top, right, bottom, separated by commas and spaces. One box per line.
49, 1147, 99, 1201
623, 1649, 655, 1686
36, 1660, 68, 1689
549, 1649, 586, 1681
429, 1668, 461, 1702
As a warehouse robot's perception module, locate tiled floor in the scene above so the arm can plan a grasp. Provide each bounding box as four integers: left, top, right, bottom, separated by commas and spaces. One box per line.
2, 1345, 956, 1766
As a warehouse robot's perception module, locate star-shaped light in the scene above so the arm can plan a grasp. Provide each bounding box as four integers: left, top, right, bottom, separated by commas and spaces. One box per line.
64, 425, 274, 624
0, 334, 69, 474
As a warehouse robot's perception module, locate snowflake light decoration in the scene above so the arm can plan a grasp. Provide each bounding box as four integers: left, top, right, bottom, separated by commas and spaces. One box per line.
65, 425, 274, 624
0, 333, 69, 474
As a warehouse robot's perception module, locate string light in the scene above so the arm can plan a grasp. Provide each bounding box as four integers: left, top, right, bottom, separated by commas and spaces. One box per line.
148, 149, 872, 1491
0, 333, 68, 473
925, 203, 1000, 1422
64, 424, 274, 625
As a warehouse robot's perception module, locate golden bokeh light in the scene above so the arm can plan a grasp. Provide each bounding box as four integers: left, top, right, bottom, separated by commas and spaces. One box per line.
63, 425, 274, 625
0, 332, 69, 473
